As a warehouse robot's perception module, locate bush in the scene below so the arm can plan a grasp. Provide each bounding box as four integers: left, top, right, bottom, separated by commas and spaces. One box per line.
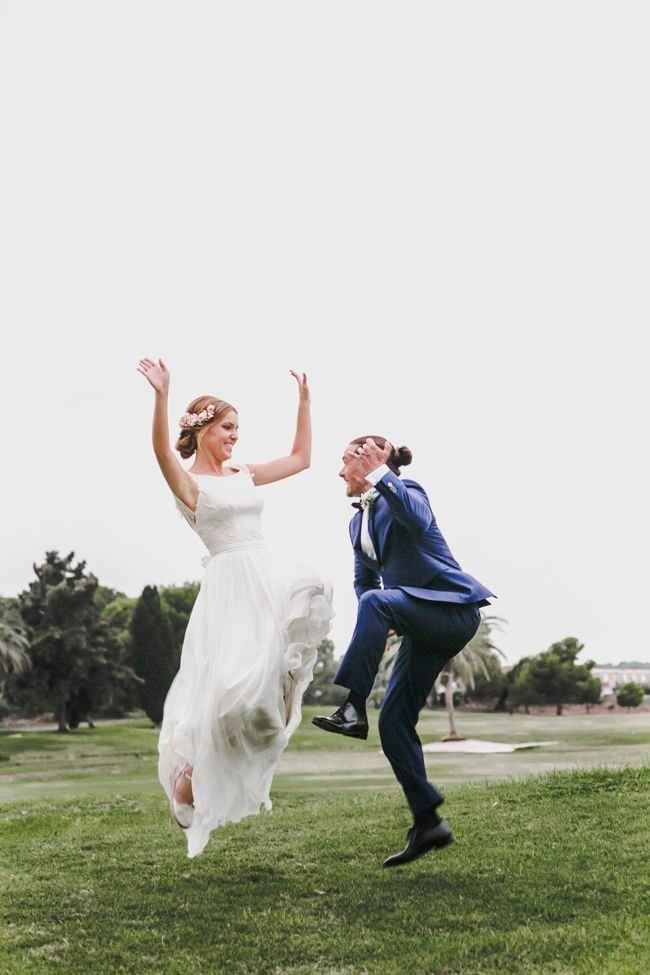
616, 682, 644, 709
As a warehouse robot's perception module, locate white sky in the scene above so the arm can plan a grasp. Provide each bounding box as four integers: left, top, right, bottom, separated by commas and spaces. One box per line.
1, 2, 648, 665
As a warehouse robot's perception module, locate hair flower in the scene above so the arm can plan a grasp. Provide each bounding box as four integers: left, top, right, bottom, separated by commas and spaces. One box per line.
179, 402, 218, 430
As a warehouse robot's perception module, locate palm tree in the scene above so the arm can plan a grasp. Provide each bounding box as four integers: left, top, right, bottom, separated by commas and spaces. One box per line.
0, 618, 30, 677
441, 615, 506, 741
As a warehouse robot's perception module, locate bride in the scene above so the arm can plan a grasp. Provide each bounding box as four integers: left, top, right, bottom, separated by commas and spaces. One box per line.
137, 357, 333, 858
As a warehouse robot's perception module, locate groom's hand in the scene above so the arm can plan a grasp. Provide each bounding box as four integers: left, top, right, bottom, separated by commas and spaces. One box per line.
350, 438, 392, 477
346, 439, 392, 490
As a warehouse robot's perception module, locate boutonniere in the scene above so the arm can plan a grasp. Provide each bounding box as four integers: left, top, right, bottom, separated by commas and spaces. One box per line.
359, 488, 379, 511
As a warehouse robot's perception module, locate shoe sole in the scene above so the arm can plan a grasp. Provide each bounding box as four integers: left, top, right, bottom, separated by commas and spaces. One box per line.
169, 802, 192, 830
311, 717, 368, 740
383, 833, 454, 868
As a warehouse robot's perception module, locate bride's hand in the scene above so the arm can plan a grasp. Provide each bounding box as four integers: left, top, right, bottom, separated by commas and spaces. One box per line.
289, 370, 310, 402
137, 357, 170, 395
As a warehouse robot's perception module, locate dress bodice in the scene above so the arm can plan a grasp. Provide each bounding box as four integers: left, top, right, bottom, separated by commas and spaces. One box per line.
175, 467, 264, 557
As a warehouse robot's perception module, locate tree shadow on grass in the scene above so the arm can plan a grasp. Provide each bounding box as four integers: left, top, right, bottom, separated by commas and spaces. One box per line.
0, 729, 77, 759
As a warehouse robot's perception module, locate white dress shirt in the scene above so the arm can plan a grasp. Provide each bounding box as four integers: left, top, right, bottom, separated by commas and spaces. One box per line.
359, 465, 391, 562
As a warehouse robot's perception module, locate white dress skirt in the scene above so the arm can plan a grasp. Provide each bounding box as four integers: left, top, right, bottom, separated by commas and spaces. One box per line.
157, 466, 334, 858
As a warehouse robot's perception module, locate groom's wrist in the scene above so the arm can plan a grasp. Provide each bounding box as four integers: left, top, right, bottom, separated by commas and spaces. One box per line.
366, 464, 390, 486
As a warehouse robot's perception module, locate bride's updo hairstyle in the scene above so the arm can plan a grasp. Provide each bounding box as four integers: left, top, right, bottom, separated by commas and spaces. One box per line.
350, 435, 413, 475
175, 395, 237, 459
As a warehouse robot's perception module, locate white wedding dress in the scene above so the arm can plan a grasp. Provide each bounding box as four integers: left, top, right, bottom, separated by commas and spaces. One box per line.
157, 466, 334, 858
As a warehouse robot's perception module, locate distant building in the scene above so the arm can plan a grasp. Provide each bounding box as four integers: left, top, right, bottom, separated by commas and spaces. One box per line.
592, 666, 650, 697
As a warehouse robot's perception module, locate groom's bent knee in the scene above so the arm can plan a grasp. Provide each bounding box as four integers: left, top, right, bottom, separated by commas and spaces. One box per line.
358, 589, 382, 610
357, 589, 394, 620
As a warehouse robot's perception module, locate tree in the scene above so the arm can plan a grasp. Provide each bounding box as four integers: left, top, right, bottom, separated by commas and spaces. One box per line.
303, 638, 347, 706
578, 674, 602, 713
0, 597, 30, 678
100, 593, 136, 654
10, 552, 140, 730
94, 585, 126, 614
511, 637, 597, 716
82, 605, 141, 719
129, 586, 176, 726
441, 615, 505, 740
160, 582, 200, 664
98, 592, 140, 713
15, 552, 103, 731
508, 658, 544, 713
465, 650, 507, 707
616, 682, 644, 710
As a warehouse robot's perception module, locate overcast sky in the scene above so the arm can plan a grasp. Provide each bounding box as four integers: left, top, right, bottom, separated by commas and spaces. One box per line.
1, 2, 648, 665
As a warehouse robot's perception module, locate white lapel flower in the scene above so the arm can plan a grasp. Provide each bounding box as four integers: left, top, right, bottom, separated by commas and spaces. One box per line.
359, 487, 379, 511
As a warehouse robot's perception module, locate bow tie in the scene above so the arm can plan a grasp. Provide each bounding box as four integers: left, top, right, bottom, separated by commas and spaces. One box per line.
352, 488, 379, 511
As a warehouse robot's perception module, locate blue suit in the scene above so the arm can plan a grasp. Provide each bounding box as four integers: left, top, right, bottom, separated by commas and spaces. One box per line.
335, 469, 495, 815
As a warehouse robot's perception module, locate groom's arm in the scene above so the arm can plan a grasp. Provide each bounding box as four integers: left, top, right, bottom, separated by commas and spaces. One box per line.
354, 550, 381, 600
367, 466, 433, 535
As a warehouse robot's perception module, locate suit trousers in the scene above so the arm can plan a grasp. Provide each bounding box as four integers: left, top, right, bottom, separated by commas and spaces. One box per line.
334, 589, 481, 814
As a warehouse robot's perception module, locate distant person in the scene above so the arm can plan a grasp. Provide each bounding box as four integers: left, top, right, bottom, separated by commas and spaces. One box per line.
138, 358, 333, 858
313, 437, 495, 867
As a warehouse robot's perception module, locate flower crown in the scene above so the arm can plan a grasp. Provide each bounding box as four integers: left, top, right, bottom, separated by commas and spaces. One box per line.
179, 403, 218, 430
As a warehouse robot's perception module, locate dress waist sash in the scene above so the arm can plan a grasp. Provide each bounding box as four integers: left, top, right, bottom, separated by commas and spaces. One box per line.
201, 540, 266, 567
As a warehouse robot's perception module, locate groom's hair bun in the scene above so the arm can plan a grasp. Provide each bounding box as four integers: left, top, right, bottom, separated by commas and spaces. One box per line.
394, 445, 413, 469
350, 436, 413, 475
175, 395, 237, 459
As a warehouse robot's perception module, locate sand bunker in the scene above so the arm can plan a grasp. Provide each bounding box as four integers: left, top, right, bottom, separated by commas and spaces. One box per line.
421, 738, 557, 754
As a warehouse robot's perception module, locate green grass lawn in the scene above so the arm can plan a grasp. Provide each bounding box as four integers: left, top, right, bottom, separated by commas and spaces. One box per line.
1, 765, 649, 974
2, 711, 649, 973
2, 708, 650, 804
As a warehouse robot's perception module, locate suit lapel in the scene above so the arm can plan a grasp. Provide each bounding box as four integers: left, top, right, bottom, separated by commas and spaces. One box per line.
368, 504, 380, 563
351, 510, 363, 551
351, 508, 381, 567
373, 498, 392, 564
351, 494, 394, 564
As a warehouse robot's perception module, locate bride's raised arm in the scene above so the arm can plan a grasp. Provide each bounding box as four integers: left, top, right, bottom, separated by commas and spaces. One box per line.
137, 357, 199, 512
248, 371, 311, 486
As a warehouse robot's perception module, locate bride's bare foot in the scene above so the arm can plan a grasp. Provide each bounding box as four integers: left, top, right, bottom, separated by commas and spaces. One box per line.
170, 763, 194, 829
173, 764, 194, 806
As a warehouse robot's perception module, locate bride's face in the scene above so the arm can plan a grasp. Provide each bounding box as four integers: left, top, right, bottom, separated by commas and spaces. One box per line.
198, 410, 239, 461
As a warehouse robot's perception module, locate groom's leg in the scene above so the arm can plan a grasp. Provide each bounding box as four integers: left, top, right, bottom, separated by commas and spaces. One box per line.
334, 589, 409, 701
378, 634, 446, 814
378, 602, 481, 816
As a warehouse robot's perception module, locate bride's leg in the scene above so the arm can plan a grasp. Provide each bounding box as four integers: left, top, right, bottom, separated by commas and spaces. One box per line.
283, 673, 295, 725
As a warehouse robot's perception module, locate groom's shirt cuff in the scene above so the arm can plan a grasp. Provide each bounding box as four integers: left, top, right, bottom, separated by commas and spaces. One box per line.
366, 464, 390, 486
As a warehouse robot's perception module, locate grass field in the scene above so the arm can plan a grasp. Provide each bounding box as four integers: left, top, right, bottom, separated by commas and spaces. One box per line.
2, 707, 650, 804
2, 766, 650, 974
2, 711, 650, 974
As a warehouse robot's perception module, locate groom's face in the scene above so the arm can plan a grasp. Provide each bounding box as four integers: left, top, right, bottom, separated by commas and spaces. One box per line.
339, 442, 369, 497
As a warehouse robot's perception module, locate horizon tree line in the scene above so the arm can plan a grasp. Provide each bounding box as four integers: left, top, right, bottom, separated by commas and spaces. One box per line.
1, 550, 646, 734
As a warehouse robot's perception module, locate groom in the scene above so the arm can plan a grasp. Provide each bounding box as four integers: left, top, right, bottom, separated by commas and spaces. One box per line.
313, 436, 495, 867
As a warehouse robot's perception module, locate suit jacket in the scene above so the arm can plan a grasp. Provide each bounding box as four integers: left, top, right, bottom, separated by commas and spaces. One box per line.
350, 470, 495, 606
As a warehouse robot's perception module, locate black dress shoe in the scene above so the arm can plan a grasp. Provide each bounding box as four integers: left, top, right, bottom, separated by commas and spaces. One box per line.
311, 701, 369, 740
383, 820, 454, 868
